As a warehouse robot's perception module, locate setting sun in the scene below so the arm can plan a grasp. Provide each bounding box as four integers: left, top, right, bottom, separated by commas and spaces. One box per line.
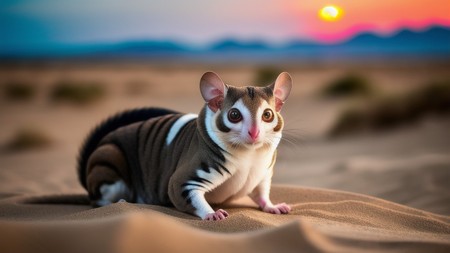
319, 5, 343, 22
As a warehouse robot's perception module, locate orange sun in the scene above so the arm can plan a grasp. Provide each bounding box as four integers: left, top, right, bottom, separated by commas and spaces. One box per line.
319, 5, 343, 22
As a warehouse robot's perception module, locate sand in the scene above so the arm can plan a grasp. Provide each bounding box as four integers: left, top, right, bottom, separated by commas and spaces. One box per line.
1, 186, 449, 253
1, 63, 449, 252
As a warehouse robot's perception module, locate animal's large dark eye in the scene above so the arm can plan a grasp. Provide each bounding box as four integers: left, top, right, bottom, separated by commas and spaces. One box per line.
262, 109, 274, 122
228, 108, 242, 123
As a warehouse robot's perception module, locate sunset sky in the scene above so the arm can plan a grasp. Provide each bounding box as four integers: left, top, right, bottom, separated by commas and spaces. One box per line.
1, 0, 450, 49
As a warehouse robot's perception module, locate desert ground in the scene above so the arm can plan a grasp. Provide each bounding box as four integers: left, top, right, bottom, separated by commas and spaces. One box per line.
0, 61, 449, 252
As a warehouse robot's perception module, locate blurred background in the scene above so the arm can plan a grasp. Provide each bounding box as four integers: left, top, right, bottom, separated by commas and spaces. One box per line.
0, 0, 449, 215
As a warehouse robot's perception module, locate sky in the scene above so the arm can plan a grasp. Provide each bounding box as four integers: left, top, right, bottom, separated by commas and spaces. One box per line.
1, 0, 450, 49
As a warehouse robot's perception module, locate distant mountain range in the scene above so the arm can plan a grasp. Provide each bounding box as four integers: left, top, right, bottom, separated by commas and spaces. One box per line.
2, 26, 450, 62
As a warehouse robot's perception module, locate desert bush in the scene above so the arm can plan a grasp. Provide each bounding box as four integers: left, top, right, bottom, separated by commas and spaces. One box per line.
408, 80, 450, 115
328, 79, 450, 137
321, 73, 373, 98
5, 128, 53, 151
50, 80, 106, 105
329, 107, 367, 136
254, 67, 282, 87
2, 81, 37, 101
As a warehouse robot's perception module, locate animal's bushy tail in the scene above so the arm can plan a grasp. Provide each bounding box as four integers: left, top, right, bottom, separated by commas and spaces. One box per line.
77, 107, 177, 189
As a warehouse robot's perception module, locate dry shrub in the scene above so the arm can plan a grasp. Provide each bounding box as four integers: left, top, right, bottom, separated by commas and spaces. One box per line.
2, 81, 37, 101
321, 73, 373, 99
254, 67, 282, 87
5, 128, 53, 151
329, 79, 450, 137
50, 80, 106, 105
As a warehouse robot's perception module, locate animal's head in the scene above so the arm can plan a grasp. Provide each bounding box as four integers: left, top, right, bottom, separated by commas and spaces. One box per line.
200, 71, 292, 150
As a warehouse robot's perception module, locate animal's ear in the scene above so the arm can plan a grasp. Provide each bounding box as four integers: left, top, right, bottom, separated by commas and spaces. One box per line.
269, 72, 292, 112
200, 72, 227, 112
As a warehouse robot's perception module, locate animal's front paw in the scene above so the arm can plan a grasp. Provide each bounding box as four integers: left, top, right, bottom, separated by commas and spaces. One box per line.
204, 209, 229, 221
262, 203, 291, 214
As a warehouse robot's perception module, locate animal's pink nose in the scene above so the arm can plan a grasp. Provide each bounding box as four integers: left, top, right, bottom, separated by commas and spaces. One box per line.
248, 127, 260, 141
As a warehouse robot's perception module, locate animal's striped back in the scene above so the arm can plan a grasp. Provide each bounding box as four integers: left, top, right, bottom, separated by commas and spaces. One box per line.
77, 107, 177, 188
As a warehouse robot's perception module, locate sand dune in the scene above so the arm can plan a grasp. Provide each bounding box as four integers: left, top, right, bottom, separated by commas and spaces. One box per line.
1, 186, 449, 253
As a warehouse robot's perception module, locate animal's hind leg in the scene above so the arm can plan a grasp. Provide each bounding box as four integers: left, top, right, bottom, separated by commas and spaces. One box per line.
97, 179, 131, 206
86, 144, 133, 206
87, 165, 132, 206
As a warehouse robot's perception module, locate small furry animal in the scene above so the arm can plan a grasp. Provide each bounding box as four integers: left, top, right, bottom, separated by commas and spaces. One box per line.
77, 71, 292, 220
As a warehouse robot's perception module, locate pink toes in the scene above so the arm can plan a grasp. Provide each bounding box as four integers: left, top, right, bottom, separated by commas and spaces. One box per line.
204, 209, 229, 221
203, 203, 290, 220
263, 203, 291, 214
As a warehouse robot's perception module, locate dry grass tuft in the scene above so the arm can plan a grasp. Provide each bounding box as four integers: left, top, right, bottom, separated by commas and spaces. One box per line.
5, 128, 53, 151
253, 67, 282, 87
321, 73, 374, 99
2, 81, 37, 101
49, 80, 106, 105
328, 79, 450, 137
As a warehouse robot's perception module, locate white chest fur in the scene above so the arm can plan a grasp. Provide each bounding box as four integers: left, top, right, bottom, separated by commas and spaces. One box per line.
205, 148, 275, 204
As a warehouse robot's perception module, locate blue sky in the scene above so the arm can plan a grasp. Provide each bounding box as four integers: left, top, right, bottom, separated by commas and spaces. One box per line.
1, 0, 449, 51
0, 0, 298, 49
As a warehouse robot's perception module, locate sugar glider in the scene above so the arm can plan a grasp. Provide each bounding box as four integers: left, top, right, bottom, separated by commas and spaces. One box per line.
77, 71, 292, 220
